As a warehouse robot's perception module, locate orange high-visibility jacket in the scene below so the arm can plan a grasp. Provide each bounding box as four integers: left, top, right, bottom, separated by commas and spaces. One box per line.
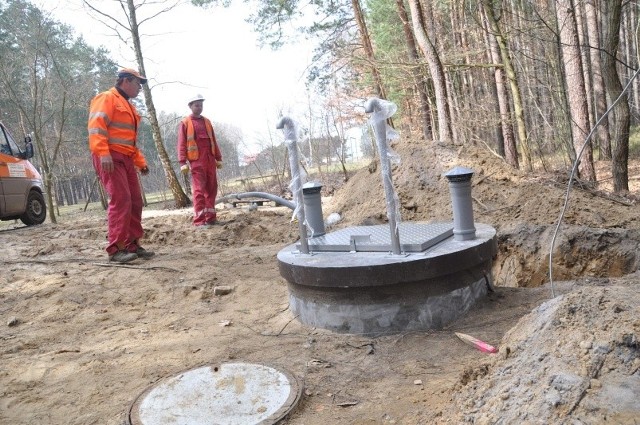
88, 87, 147, 170
181, 116, 221, 162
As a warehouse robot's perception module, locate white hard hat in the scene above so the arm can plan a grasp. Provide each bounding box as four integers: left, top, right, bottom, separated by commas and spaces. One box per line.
187, 94, 205, 105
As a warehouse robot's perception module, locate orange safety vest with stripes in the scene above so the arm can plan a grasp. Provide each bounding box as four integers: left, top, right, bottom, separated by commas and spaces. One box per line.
87, 87, 147, 169
181, 116, 219, 162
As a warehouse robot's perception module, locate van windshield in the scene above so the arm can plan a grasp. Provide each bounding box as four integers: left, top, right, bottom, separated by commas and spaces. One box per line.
0, 124, 21, 156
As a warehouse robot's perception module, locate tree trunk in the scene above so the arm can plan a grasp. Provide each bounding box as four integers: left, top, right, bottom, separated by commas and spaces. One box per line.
407, 0, 453, 144
601, 0, 630, 192
556, 0, 595, 181
125, 0, 190, 208
481, 0, 532, 170
481, 5, 517, 167
585, 0, 611, 159
352, 0, 387, 101
394, 0, 432, 142
630, 6, 640, 123
621, 7, 638, 123
574, 2, 594, 137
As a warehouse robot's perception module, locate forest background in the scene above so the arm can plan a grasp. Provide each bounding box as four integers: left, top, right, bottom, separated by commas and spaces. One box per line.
0, 0, 638, 223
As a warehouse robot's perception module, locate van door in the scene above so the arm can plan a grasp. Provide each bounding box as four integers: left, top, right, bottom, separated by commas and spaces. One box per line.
0, 124, 29, 215
0, 162, 4, 215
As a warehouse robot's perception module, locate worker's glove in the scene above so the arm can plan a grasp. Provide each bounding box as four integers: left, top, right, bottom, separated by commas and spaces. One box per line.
216, 161, 223, 170
140, 166, 150, 176
180, 164, 190, 175
100, 154, 114, 173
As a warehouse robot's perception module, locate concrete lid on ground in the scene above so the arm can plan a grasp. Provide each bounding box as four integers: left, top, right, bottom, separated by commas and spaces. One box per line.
128, 362, 302, 425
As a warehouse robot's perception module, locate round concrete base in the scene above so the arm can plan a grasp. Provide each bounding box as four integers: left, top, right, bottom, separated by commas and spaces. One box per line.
278, 223, 497, 336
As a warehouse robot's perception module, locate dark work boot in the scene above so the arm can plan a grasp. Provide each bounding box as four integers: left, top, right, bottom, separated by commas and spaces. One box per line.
109, 250, 138, 263
135, 246, 155, 259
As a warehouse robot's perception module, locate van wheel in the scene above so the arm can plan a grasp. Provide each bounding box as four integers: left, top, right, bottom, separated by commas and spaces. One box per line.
20, 190, 47, 225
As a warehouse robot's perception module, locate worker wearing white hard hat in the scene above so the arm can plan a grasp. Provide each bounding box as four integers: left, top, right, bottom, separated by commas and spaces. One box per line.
177, 94, 224, 226
187, 94, 205, 105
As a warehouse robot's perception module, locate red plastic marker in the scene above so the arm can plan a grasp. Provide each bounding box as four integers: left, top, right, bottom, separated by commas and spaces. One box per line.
455, 332, 498, 354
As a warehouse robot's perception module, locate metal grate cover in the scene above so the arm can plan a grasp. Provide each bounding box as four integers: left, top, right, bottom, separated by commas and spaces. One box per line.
297, 222, 453, 253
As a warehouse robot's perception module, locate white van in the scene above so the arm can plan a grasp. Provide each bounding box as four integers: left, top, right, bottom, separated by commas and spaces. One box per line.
0, 122, 47, 225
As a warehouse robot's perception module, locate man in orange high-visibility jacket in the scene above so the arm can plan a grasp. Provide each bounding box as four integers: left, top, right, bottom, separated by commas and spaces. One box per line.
177, 94, 223, 226
88, 68, 156, 263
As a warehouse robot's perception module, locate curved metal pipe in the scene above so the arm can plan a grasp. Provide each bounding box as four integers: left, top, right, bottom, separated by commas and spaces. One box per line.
216, 192, 295, 210
277, 116, 310, 254
276, 116, 295, 135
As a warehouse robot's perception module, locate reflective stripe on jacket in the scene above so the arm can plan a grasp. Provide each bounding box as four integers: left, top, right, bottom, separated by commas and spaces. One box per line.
88, 87, 147, 169
181, 116, 219, 162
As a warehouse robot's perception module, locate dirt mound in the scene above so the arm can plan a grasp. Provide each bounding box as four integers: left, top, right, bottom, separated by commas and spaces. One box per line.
432, 275, 640, 424
143, 207, 297, 249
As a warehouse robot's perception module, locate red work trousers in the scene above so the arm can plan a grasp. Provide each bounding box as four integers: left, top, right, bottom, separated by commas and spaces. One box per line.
93, 151, 143, 255
190, 138, 218, 226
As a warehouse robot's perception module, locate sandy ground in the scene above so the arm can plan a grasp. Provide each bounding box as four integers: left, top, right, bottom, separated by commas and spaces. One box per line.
1, 140, 639, 424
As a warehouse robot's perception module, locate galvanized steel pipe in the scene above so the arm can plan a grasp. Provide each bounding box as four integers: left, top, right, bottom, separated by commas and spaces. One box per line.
364, 98, 401, 255
277, 116, 309, 254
